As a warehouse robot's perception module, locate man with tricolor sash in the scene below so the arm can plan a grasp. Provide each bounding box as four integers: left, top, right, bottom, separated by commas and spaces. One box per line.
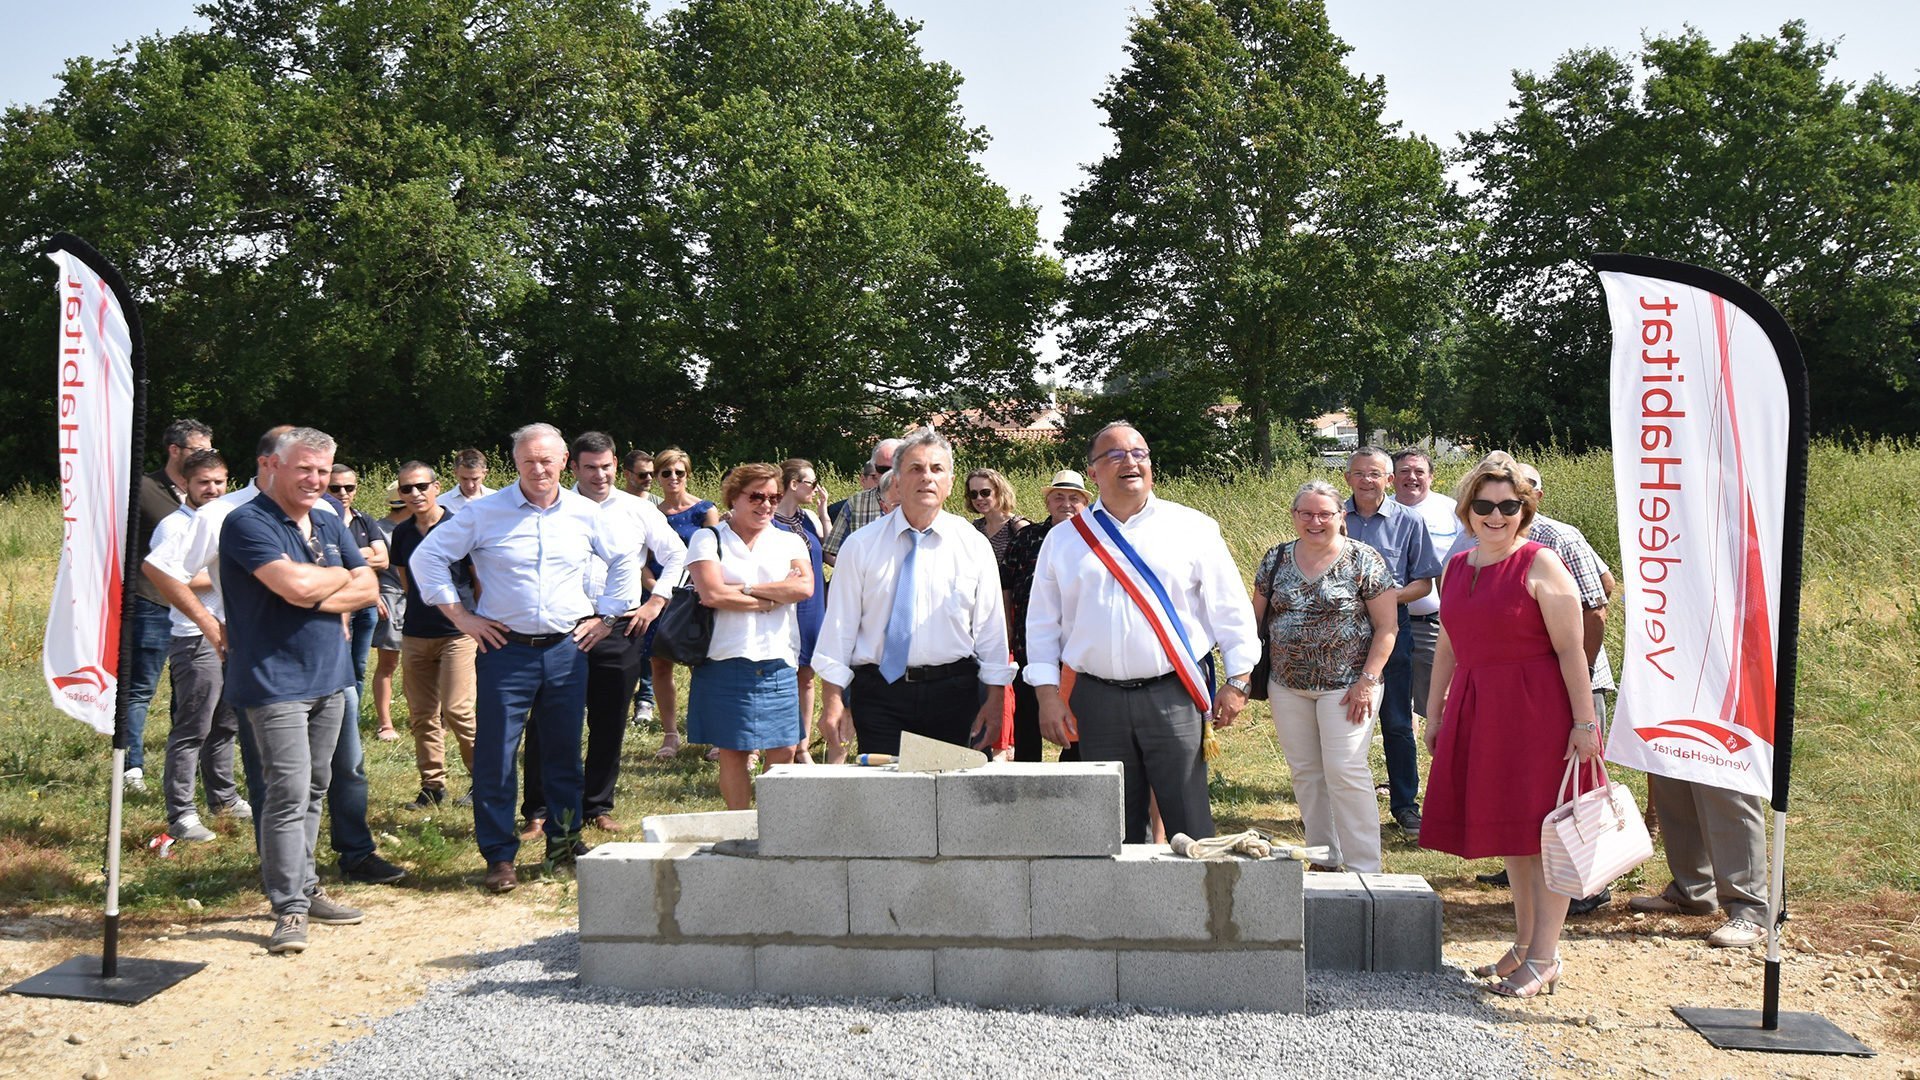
1024, 422, 1259, 843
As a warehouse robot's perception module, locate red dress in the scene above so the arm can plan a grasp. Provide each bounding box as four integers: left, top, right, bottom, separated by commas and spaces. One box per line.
1419, 542, 1573, 859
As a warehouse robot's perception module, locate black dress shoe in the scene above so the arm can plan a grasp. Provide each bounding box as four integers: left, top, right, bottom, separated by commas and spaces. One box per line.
1567, 888, 1613, 916
544, 835, 589, 867
1476, 869, 1510, 887
341, 852, 406, 885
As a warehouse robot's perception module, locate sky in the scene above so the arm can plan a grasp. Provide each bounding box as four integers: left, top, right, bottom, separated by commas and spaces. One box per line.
5, 0, 1916, 248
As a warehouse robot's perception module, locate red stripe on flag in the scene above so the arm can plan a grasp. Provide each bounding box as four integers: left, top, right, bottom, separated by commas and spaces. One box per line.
1070, 514, 1211, 715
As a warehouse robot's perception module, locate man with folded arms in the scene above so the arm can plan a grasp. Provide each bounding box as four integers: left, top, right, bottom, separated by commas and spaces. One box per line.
409, 424, 639, 893
219, 427, 378, 955
1024, 422, 1258, 843
815, 428, 1011, 757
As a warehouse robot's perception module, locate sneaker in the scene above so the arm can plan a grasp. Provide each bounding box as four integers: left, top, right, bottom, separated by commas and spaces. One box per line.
171, 816, 216, 843
631, 700, 655, 728
268, 913, 309, 954
1392, 808, 1422, 838
403, 787, 445, 811
340, 853, 406, 885
122, 767, 148, 794
1708, 917, 1765, 948
304, 888, 365, 925
1567, 888, 1613, 916
211, 799, 253, 822
1628, 893, 1714, 916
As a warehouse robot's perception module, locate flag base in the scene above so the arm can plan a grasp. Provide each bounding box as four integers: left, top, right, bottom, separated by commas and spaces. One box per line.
1673, 1006, 1874, 1056
7, 954, 205, 1005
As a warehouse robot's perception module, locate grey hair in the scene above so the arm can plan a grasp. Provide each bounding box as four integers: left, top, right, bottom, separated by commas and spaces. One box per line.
867, 437, 905, 472
895, 426, 951, 463
510, 423, 566, 455
272, 427, 336, 462
1292, 479, 1349, 536
1086, 421, 1142, 464
1348, 445, 1391, 471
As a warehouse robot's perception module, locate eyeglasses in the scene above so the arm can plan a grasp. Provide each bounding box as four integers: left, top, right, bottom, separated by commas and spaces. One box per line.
1470, 498, 1526, 517
967, 489, 994, 500
327, 484, 356, 493
741, 491, 777, 506
660, 468, 687, 478
1292, 510, 1337, 522
1094, 447, 1151, 466
397, 482, 432, 495
630, 471, 654, 480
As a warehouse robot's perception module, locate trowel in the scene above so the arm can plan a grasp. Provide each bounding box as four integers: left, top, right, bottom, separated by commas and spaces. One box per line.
862, 731, 988, 773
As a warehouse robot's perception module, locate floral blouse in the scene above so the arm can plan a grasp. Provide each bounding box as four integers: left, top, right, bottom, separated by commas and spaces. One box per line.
1253, 539, 1390, 692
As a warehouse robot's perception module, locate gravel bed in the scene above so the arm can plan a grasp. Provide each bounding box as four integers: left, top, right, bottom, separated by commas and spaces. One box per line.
293, 933, 1530, 1079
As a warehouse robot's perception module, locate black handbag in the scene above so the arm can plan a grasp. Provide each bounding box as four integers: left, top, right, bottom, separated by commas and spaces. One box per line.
650, 527, 719, 667
1247, 542, 1286, 701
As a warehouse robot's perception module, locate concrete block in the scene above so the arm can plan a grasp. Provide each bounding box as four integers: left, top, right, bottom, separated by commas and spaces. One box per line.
1030, 846, 1208, 941
1118, 949, 1305, 1012
1224, 856, 1305, 944
641, 809, 757, 843
849, 859, 1030, 938
579, 941, 755, 994
934, 947, 1116, 1008
755, 765, 937, 858
755, 945, 934, 998
576, 842, 697, 940
1303, 871, 1372, 971
1362, 873, 1443, 973
935, 762, 1123, 857
675, 847, 849, 938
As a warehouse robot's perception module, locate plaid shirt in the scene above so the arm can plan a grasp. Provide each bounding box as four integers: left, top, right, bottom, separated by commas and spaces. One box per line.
823, 486, 884, 561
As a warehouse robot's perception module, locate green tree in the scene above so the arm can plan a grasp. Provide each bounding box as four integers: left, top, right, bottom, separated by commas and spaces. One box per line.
1459, 22, 1920, 446
1058, 0, 1462, 472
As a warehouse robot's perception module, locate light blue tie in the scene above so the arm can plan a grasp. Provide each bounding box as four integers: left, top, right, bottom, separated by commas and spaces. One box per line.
879, 528, 923, 683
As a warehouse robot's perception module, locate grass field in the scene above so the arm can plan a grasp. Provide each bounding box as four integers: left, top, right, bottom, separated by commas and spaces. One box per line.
1, 445, 1916, 942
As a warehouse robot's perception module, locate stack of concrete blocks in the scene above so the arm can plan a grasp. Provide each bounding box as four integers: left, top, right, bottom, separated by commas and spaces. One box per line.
1300, 872, 1443, 973
580, 763, 1443, 1010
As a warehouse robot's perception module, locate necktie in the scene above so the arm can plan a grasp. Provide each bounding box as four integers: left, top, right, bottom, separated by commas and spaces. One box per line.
879, 528, 923, 683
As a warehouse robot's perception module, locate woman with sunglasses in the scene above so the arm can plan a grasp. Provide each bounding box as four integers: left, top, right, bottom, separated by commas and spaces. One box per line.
1421, 452, 1599, 999
685, 463, 814, 809
649, 447, 720, 760
773, 458, 833, 761
964, 468, 1029, 578
1252, 479, 1398, 874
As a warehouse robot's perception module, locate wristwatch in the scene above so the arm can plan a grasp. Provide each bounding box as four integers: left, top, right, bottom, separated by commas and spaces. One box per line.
1225, 675, 1252, 695
599, 614, 619, 630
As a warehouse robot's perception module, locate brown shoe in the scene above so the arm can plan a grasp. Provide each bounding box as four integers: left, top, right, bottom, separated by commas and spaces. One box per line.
484, 861, 518, 893
590, 814, 619, 833
519, 817, 546, 841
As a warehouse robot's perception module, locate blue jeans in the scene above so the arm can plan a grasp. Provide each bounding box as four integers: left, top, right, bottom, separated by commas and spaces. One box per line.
631, 622, 656, 710
474, 639, 588, 864
123, 597, 174, 770
234, 681, 375, 867
1380, 610, 1420, 816
348, 606, 377, 685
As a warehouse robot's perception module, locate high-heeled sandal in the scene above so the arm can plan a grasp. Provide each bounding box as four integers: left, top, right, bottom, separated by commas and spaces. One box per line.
1472, 944, 1527, 980
1487, 956, 1561, 998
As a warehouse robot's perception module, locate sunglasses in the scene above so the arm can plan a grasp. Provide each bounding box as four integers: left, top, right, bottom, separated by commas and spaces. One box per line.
397, 482, 432, 495
793, 477, 817, 487
660, 468, 687, 478
967, 489, 994, 500
741, 491, 777, 506
1471, 498, 1526, 517
327, 483, 356, 493
1094, 447, 1151, 465
630, 471, 654, 480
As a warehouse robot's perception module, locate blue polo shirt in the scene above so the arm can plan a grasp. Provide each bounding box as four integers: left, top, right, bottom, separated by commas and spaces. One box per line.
220, 492, 367, 709
1343, 496, 1442, 599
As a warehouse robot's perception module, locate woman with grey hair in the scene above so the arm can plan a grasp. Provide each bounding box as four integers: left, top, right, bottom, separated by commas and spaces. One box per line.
1251, 479, 1399, 873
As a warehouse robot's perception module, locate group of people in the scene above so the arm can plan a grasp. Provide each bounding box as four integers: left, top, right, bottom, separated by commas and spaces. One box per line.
121, 417, 1766, 983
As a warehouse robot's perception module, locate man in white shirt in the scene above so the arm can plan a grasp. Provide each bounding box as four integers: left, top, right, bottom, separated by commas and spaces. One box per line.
1024, 422, 1258, 843
410, 424, 640, 893
520, 431, 685, 834
815, 428, 1012, 757
1391, 448, 1461, 722
437, 448, 495, 513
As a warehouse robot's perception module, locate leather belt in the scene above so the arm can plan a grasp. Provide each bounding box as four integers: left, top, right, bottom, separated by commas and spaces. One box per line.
502, 630, 571, 648
857, 658, 979, 683
1080, 670, 1178, 691
1408, 613, 1439, 623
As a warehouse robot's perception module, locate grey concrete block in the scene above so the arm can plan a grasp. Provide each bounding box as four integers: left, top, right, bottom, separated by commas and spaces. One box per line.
641, 809, 758, 844
849, 859, 1030, 938
1118, 949, 1305, 1012
1303, 870, 1372, 971
576, 842, 698, 940
1362, 872, 1443, 973
934, 947, 1116, 1007
755, 765, 937, 858
578, 942, 755, 994
1030, 846, 1209, 941
1225, 856, 1305, 944
755, 945, 934, 998
935, 762, 1123, 857
675, 848, 849, 938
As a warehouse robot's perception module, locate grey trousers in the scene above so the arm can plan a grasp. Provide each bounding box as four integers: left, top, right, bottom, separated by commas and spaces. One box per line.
1068, 674, 1214, 843
244, 693, 345, 915
1406, 614, 1440, 717
162, 634, 241, 824
1646, 771, 1768, 923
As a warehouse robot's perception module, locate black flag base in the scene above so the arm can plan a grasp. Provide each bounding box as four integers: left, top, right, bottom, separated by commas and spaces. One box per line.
8, 954, 205, 1006
1673, 1007, 1875, 1057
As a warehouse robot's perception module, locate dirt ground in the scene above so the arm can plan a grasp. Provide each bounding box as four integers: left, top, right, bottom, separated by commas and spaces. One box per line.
0, 880, 1915, 1079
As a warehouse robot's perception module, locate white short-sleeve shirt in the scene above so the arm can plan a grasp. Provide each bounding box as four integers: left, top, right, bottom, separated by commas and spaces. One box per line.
686, 522, 809, 664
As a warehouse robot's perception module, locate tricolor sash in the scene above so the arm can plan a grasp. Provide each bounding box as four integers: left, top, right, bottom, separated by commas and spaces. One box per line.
1069, 508, 1213, 715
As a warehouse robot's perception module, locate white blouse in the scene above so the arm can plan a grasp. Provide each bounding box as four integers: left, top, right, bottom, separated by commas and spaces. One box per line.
686, 522, 809, 664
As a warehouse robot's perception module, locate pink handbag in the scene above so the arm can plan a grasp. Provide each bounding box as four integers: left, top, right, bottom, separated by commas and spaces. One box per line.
1541, 757, 1654, 898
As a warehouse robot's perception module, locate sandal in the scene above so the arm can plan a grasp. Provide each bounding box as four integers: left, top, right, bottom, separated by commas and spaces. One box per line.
704, 747, 722, 762
653, 736, 683, 761
1472, 944, 1527, 980
1488, 956, 1561, 998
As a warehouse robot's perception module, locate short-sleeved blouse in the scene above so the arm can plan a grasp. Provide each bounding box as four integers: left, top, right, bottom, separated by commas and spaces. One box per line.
685, 523, 808, 664
1253, 539, 1390, 692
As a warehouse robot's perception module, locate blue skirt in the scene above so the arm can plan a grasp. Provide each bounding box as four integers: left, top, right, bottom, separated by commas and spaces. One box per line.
687, 657, 800, 751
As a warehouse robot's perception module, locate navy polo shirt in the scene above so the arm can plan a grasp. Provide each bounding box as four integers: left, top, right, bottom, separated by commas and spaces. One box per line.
1343, 496, 1443, 595
220, 491, 367, 709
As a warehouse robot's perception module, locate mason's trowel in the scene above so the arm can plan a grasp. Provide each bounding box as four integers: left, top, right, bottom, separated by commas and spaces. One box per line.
891, 731, 989, 773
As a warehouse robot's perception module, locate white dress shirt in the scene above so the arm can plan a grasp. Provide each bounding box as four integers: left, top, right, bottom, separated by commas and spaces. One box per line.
686, 523, 808, 663
410, 482, 637, 634
437, 483, 495, 515
145, 504, 219, 636
813, 508, 1014, 688
1401, 493, 1462, 617
1022, 494, 1258, 686
573, 484, 686, 607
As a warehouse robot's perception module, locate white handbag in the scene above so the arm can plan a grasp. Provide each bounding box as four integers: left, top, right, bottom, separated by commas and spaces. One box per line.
1540, 757, 1654, 898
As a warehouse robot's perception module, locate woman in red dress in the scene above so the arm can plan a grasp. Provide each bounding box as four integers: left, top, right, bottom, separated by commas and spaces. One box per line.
1420, 453, 1599, 998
